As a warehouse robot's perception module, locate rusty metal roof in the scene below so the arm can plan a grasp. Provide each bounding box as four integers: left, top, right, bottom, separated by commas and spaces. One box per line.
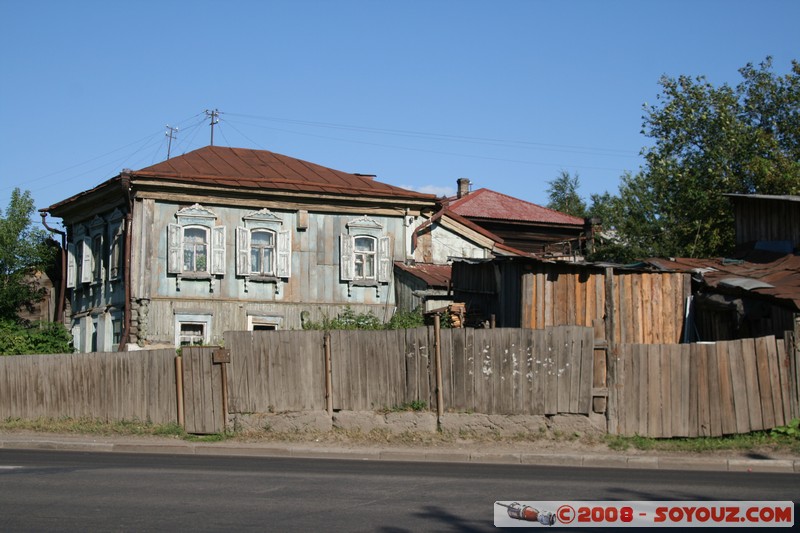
442, 188, 585, 226
646, 252, 800, 311
133, 146, 436, 200
394, 262, 451, 289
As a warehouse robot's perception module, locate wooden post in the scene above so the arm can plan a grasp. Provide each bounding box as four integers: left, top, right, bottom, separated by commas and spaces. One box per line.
220, 363, 229, 432
175, 355, 185, 428
434, 314, 444, 424
324, 332, 333, 417
604, 267, 619, 434
490, 314, 496, 329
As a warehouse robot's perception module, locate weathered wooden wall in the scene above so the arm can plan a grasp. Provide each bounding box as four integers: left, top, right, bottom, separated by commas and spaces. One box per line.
0, 349, 177, 424
730, 195, 800, 250
519, 264, 691, 344
224, 326, 594, 416
615, 336, 798, 437
226, 330, 327, 413
440, 326, 595, 415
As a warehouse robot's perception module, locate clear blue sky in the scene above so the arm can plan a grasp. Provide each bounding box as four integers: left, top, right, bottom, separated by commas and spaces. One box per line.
1, 0, 797, 229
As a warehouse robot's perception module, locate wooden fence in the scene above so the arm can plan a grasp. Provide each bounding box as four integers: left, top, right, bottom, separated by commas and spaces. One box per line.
0, 349, 177, 424
224, 326, 596, 416
615, 336, 796, 437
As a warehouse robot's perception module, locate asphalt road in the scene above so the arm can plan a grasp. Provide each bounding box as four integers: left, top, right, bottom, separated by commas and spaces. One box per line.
1, 450, 797, 532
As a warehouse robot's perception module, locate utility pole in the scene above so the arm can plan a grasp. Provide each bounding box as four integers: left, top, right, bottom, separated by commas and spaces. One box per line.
165, 125, 178, 159
205, 109, 220, 146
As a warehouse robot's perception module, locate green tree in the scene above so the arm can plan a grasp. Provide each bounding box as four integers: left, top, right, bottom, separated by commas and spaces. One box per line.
632, 57, 800, 257
0, 189, 57, 320
546, 170, 587, 218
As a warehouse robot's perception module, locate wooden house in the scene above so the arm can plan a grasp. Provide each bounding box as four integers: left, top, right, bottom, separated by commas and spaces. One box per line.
41, 146, 437, 352
394, 178, 592, 312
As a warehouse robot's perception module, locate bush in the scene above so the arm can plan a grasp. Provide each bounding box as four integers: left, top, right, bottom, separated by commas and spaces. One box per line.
0, 320, 73, 355
302, 306, 427, 331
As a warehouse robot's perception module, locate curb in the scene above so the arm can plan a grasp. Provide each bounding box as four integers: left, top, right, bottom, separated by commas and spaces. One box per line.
2, 436, 798, 473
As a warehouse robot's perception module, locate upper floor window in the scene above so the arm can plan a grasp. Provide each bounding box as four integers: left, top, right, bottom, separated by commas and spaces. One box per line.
168, 204, 225, 279
250, 229, 276, 275
92, 234, 103, 282
236, 209, 291, 285
354, 236, 377, 280
340, 215, 391, 291
182, 226, 209, 273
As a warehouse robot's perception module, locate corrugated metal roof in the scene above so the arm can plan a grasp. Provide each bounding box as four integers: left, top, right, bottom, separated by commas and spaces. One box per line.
394, 262, 451, 288
724, 193, 800, 203
646, 252, 800, 310
133, 146, 436, 200
442, 188, 585, 226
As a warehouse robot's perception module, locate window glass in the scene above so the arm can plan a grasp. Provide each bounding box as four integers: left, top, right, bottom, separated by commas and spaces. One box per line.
92, 235, 103, 281
354, 236, 376, 279
250, 229, 275, 275
179, 322, 205, 345
183, 227, 208, 272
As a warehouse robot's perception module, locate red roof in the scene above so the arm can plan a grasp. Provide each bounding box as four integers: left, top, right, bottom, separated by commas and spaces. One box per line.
132, 146, 435, 200
442, 188, 585, 226
646, 252, 800, 311
394, 262, 451, 288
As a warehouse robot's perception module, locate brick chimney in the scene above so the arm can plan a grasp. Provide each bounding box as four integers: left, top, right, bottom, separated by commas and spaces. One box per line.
457, 178, 471, 198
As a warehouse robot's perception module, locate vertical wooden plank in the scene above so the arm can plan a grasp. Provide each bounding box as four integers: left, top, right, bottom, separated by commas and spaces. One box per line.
535, 272, 545, 329
765, 336, 785, 427
544, 274, 554, 328
636, 344, 649, 437
728, 339, 751, 433
755, 336, 776, 429
697, 343, 711, 437
706, 342, 722, 437
667, 345, 685, 437
741, 337, 764, 430
450, 327, 466, 412
715, 342, 737, 435
657, 343, 671, 437
775, 336, 791, 424
543, 327, 558, 415
578, 326, 594, 415
463, 327, 475, 412
529, 329, 545, 415
511, 328, 526, 414
403, 327, 418, 405
646, 344, 662, 437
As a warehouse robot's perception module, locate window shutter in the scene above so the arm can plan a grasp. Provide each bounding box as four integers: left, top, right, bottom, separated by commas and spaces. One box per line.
211, 226, 226, 275
80, 236, 93, 284
236, 226, 250, 276
66, 243, 76, 288
378, 235, 392, 283
276, 229, 291, 278
340, 234, 355, 281
167, 224, 182, 274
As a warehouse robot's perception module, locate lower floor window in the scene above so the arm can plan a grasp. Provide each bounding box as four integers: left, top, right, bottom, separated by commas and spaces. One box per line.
174, 313, 213, 346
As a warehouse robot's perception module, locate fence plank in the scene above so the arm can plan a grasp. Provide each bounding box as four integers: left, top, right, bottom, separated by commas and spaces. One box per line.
529, 329, 544, 415
636, 344, 648, 437
544, 328, 558, 415
646, 344, 662, 437
578, 326, 594, 415
706, 342, 723, 437
766, 336, 785, 427
755, 336, 776, 429
741, 337, 763, 430
716, 341, 737, 435
776, 336, 791, 424
728, 339, 751, 433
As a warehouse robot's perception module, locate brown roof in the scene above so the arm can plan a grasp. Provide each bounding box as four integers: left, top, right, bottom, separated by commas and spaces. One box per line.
132, 146, 434, 200
442, 188, 585, 226
394, 262, 452, 289
646, 252, 800, 311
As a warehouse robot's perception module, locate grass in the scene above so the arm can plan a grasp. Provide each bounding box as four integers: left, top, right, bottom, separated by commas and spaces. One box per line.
604, 431, 800, 455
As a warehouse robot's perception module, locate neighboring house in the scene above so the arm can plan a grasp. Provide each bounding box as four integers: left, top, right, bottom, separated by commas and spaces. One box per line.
395, 178, 591, 312
643, 194, 800, 341
41, 146, 437, 352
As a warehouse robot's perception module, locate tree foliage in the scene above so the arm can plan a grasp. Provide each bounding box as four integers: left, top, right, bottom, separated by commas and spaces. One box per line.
546, 170, 587, 218
0, 189, 57, 320
589, 58, 800, 260
0, 320, 72, 355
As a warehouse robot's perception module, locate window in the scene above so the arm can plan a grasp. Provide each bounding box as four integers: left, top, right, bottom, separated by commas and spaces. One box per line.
168, 205, 226, 279
174, 312, 212, 346
250, 229, 276, 275
109, 224, 123, 280
182, 226, 209, 273
236, 209, 291, 284
92, 234, 103, 282
354, 236, 376, 280
340, 215, 392, 288
178, 322, 206, 346
247, 314, 283, 331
